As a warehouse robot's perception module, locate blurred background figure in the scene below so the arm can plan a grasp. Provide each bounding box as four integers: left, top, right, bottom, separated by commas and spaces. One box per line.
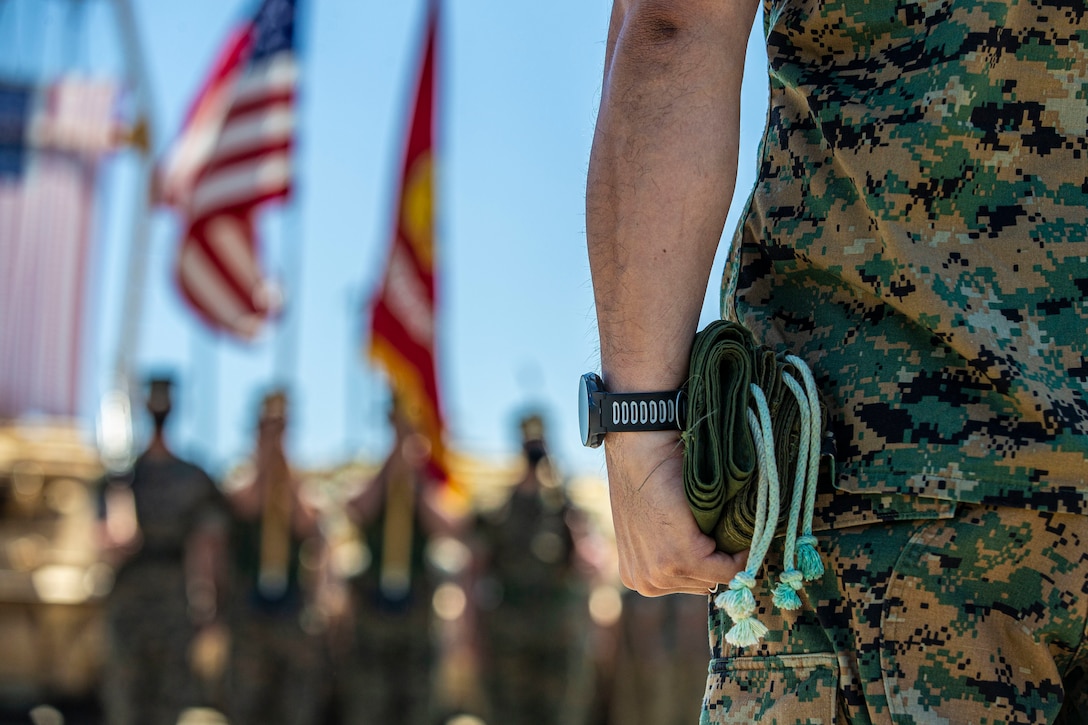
606, 592, 709, 725
470, 413, 595, 725
339, 396, 462, 725
95, 376, 228, 725
222, 389, 326, 725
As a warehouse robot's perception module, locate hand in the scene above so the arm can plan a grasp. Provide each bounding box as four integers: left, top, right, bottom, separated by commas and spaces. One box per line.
399, 432, 432, 471
604, 430, 747, 596
189, 621, 229, 681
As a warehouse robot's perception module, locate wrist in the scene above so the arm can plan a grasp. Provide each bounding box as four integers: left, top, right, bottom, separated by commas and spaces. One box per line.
602, 430, 685, 494
579, 372, 686, 448
599, 362, 689, 396
604, 428, 682, 453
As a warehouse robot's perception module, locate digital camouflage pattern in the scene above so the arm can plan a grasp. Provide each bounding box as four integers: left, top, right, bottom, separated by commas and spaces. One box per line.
339, 486, 441, 725
725, 0, 1088, 512
474, 487, 591, 725
102, 562, 200, 725
227, 612, 327, 725
703, 504, 1088, 723
339, 581, 437, 725
226, 499, 325, 724
711, 0, 1088, 720
100, 454, 225, 725
609, 591, 711, 725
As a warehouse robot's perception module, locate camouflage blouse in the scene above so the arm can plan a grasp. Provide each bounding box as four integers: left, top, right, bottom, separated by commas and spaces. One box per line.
726, 0, 1088, 512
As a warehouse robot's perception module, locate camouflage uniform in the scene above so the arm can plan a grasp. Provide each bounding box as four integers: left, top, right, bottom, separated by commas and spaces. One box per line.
609, 591, 709, 725
474, 484, 590, 725
712, 0, 1088, 720
226, 515, 326, 725
704, 501, 1088, 723
99, 454, 224, 725
340, 486, 440, 725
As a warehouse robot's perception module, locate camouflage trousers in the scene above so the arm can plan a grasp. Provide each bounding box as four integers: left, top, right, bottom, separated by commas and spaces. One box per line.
337, 595, 436, 725
101, 564, 199, 725
703, 504, 1088, 724
609, 592, 710, 725
226, 611, 326, 725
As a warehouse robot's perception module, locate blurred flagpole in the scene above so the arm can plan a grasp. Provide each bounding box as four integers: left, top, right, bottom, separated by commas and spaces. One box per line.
98, 0, 156, 471
272, 0, 308, 398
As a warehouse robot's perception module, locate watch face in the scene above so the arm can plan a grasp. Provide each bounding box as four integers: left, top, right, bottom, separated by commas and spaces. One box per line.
579, 373, 604, 448
579, 374, 592, 446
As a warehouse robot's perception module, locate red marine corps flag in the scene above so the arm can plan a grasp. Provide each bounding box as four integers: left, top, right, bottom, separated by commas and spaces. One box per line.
367, 1, 450, 484
158, 0, 298, 339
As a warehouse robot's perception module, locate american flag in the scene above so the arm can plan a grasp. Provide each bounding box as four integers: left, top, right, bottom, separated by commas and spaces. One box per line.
0, 78, 117, 420
159, 0, 298, 339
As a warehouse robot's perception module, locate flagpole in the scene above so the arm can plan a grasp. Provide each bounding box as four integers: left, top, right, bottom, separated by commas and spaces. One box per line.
111, 0, 156, 387
273, 203, 304, 389
99, 0, 156, 471
273, 0, 308, 397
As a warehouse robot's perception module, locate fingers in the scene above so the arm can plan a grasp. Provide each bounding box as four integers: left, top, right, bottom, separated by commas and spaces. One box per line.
618, 545, 748, 597
603, 430, 750, 597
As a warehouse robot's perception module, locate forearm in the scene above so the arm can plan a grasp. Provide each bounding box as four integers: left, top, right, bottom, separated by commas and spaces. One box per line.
587, 0, 756, 392
585, 0, 758, 595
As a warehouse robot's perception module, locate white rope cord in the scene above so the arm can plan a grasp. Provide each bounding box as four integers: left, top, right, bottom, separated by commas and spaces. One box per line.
772, 371, 811, 610
716, 383, 780, 647
713, 356, 826, 648
786, 355, 825, 580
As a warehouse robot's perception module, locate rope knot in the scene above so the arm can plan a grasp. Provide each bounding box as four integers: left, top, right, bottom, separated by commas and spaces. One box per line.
716, 572, 757, 620
780, 569, 804, 587
772, 568, 805, 610
720, 571, 769, 647
731, 571, 757, 590
797, 535, 825, 580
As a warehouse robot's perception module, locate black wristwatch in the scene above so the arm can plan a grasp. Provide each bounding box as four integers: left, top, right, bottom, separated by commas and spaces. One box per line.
578, 372, 686, 448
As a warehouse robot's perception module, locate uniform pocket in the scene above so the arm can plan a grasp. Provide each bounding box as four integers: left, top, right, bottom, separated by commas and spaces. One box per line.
702, 652, 839, 724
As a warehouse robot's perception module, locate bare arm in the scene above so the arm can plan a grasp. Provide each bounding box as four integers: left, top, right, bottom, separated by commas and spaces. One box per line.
586, 0, 759, 595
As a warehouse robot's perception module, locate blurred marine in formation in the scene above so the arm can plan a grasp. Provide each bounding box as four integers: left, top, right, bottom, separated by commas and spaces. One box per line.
339, 397, 461, 725
223, 389, 326, 725
471, 414, 595, 725
607, 591, 709, 725
96, 377, 228, 725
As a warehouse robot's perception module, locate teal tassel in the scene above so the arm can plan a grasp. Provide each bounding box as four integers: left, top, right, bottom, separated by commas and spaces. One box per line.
717, 571, 768, 647
797, 535, 824, 581
717, 571, 757, 620
772, 569, 804, 610
725, 616, 769, 647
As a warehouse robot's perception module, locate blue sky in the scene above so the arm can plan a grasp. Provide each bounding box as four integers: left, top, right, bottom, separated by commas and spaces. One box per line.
11, 0, 769, 481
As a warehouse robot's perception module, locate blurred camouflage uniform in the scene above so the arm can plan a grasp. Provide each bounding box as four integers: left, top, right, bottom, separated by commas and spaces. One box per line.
473, 415, 592, 725
98, 378, 226, 725
339, 399, 450, 725
341, 492, 440, 725
608, 591, 708, 725
224, 390, 326, 725
709, 0, 1088, 720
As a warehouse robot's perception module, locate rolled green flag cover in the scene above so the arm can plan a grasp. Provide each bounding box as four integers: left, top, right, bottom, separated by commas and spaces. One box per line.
682, 319, 826, 647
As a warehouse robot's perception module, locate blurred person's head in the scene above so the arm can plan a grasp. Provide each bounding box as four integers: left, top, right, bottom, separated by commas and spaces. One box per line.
388, 393, 432, 467
146, 376, 174, 433
520, 413, 549, 469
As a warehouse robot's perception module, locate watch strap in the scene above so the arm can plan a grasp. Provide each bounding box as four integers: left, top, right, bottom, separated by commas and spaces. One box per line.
600, 390, 685, 432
